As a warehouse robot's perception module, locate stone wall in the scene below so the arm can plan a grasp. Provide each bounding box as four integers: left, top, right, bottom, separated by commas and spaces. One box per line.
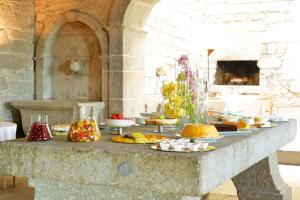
142, 0, 300, 116
140, 0, 300, 149
203, 0, 297, 110
0, 0, 35, 121
143, 0, 206, 112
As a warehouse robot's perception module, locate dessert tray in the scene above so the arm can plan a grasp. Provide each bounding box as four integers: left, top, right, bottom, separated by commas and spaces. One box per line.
175, 133, 224, 141
150, 138, 215, 153
150, 144, 215, 153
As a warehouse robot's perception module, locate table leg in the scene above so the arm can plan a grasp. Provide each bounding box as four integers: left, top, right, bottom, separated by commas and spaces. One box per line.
158, 125, 164, 133
13, 176, 16, 187
2, 176, 6, 189
232, 153, 291, 200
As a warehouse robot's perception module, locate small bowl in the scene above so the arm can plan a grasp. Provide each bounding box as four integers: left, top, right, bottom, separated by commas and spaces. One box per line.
173, 143, 184, 151
160, 142, 170, 151
198, 142, 209, 149
170, 141, 178, 149
185, 143, 199, 151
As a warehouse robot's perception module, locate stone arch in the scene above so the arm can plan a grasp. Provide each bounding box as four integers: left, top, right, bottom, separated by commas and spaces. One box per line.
35, 10, 109, 101
123, 0, 159, 31
104, 0, 160, 116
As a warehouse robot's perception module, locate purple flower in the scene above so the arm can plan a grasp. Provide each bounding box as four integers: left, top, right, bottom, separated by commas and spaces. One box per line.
177, 55, 189, 67
177, 55, 198, 103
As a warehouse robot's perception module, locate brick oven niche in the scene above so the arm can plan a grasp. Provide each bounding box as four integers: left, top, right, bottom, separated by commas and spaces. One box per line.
215, 60, 259, 85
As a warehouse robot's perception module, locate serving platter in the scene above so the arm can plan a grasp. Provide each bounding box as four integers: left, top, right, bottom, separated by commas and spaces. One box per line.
150, 145, 216, 153
175, 134, 224, 141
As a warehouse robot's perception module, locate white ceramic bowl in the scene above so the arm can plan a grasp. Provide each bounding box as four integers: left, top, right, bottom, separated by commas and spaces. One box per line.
173, 143, 184, 151
198, 142, 209, 149
160, 142, 171, 151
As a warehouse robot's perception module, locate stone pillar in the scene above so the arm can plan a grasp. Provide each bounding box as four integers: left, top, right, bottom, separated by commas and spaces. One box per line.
106, 26, 124, 116
232, 153, 291, 200
122, 27, 146, 117
106, 26, 146, 117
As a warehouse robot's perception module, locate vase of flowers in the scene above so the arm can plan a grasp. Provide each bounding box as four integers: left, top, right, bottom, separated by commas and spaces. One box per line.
162, 55, 208, 124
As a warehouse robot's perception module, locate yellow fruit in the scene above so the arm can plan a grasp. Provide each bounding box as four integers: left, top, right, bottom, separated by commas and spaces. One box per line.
132, 132, 146, 139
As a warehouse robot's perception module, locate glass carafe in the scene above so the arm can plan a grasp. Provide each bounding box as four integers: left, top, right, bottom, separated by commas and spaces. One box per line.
27, 115, 52, 141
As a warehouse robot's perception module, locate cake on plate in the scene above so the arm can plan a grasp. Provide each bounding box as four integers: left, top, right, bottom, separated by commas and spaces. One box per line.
182, 124, 219, 138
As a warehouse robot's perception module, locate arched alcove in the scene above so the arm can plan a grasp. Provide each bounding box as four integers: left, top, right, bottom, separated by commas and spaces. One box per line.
35, 11, 108, 101
51, 21, 101, 100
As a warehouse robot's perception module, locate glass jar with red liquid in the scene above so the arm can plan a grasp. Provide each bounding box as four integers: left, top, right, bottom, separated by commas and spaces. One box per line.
27, 115, 53, 141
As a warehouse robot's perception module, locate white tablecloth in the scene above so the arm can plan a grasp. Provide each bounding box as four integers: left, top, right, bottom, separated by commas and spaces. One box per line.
208, 95, 271, 116
0, 122, 17, 141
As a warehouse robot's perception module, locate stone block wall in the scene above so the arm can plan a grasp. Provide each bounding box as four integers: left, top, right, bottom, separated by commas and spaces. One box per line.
143, 0, 206, 112
142, 0, 300, 117
0, 0, 35, 121
140, 0, 300, 149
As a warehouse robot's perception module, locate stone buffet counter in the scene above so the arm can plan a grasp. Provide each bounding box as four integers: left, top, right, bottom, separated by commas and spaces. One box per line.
0, 120, 297, 200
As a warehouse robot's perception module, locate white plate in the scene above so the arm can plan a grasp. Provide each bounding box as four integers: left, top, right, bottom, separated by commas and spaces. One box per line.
150, 145, 216, 152
106, 119, 135, 127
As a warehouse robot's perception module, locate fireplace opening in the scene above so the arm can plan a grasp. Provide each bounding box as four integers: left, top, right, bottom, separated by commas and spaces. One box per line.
214, 60, 259, 85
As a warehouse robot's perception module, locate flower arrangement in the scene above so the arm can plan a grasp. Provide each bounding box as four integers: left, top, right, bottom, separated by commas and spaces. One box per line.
162, 55, 198, 120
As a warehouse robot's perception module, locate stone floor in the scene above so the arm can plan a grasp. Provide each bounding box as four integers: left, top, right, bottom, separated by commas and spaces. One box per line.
0, 165, 299, 200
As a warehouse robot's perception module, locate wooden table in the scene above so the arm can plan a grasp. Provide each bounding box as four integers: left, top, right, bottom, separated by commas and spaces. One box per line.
0, 120, 297, 200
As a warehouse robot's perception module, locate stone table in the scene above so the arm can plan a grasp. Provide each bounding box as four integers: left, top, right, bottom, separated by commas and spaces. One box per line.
0, 120, 297, 200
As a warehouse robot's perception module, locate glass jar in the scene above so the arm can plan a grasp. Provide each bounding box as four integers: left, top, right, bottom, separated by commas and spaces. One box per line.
27, 115, 53, 141
68, 106, 101, 142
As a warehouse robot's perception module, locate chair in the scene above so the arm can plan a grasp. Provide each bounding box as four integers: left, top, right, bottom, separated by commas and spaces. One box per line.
259, 95, 273, 116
